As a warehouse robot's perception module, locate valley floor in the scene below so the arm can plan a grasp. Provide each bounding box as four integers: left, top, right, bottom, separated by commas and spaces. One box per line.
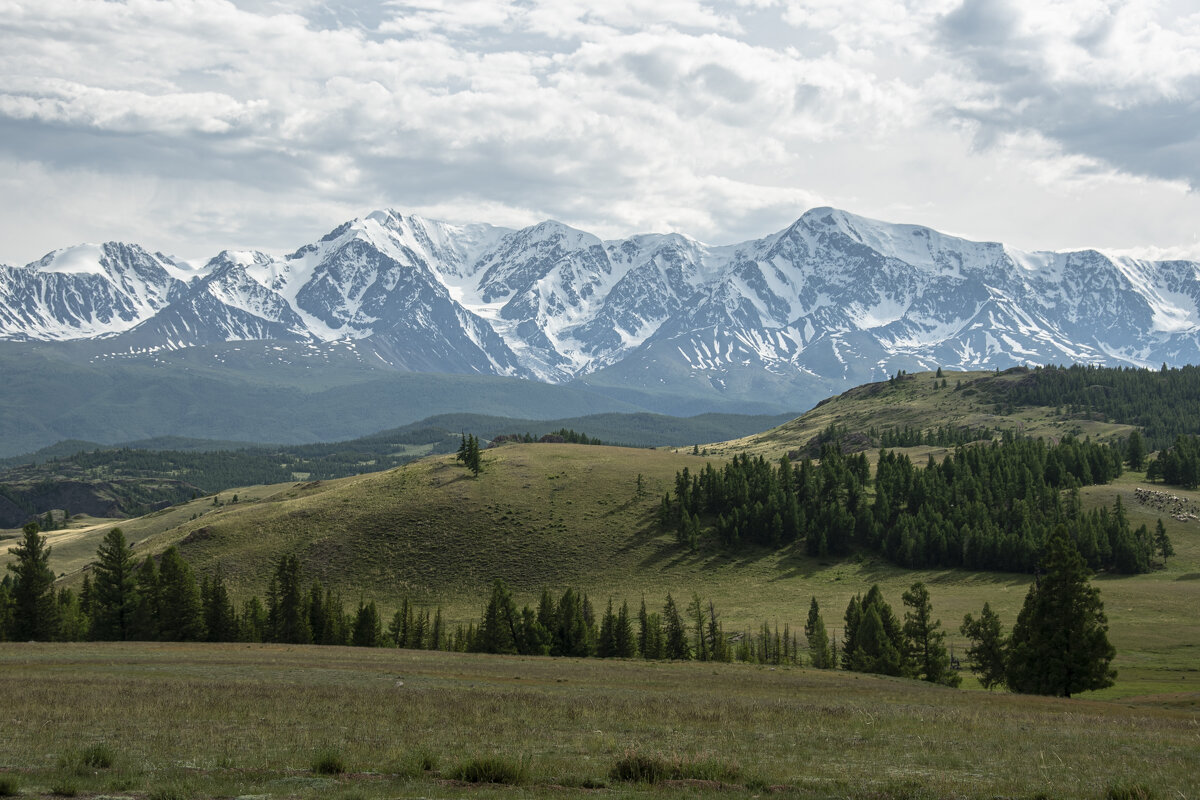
0, 641, 1196, 800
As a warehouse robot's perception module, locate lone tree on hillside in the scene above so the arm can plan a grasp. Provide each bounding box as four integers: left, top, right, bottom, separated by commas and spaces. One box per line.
1006, 525, 1116, 697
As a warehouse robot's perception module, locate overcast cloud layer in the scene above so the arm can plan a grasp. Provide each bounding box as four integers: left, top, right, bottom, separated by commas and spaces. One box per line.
2, 0, 1198, 265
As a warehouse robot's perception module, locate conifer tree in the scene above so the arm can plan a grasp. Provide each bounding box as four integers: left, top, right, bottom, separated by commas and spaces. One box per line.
430, 607, 444, 650
597, 599, 618, 658
201, 567, 238, 642
1155, 519, 1174, 561
615, 601, 636, 658
240, 596, 267, 643
1007, 525, 1116, 696
309, 581, 330, 645
1125, 430, 1146, 471
663, 593, 691, 659
478, 579, 519, 654
266, 555, 311, 644
6, 523, 56, 640
0, 578, 13, 642
90, 528, 137, 640
352, 599, 382, 647
637, 597, 649, 656
128, 556, 160, 640
56, 587, 89, 641
158, 547, 205, 641
78, 573, 93, 623
688, 593, 709, 661
706, 600, 728, 662
901, 582, 959, 686
960, 602, 1008, 690
553, 588, 590, 657
804, 596, 834, 669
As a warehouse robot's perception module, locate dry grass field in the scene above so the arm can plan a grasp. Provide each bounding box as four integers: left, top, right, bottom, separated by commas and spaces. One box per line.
0, 641, 1196, 800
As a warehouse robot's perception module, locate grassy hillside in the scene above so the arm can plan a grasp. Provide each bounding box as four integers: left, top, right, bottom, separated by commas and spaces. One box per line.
10, 438, 1198, 701
710, 368, 1137, 461
1, 641, 1195, 799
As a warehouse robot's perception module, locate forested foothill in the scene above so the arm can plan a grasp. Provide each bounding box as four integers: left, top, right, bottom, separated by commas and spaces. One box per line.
665, 434, 1168, 574
987, 363, 1200, 450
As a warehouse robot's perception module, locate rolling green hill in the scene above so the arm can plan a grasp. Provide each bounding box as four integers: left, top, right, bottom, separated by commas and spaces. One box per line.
8, 364, 1197, 700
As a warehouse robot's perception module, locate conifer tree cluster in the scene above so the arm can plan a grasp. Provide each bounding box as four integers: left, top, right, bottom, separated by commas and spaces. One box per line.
960, 526, 1116, 697
1146, 434, 1200, 488
666, 435, 1159, 574
872, 424, 995, 449
456, 433, 482, 476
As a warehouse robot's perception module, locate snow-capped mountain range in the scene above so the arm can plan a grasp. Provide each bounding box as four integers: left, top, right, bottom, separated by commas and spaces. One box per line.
3, 207, 1199, 407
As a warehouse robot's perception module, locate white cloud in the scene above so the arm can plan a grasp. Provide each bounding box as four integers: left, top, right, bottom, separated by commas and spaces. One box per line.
0, 0, 1196, 266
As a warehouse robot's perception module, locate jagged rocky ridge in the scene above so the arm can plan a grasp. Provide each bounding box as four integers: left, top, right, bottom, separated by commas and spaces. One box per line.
3, 208, 1199, 402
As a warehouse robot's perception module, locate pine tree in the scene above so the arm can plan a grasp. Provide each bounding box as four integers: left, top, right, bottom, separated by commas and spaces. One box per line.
267, 555, 311, 644
158, 547, 205, 641
201, 567, 238, 642
6, 523, 57, 640
844, 586, 905, 676
352, 599, 382, 647
596, 599, 618, 658
688, 593, 709, 661
706, 601, 728, 662
459, 434, 482, 476
1125, 430, 1146, 471
614, 601, 636, 658
0, 578, 14, 641
1155, 519, 1174, 561
1007, 525, 1116, 696
56, 587, 89, 641
477, 579, 518, 654
901, 582, 959, 686
90, 528, 138, 640
128, 556, 160, 640
960, 602, 1008, 690
553, 588, 590, 657
239, 596, 267, 642
663, 593, 691, 659
804, 596, 834, 669
430, 607, 444, 650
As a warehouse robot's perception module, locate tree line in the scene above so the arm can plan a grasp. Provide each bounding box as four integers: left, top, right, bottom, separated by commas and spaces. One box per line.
2, 521, 1116, 696
992, 364, 1200, 450
664, 435, 1169, 574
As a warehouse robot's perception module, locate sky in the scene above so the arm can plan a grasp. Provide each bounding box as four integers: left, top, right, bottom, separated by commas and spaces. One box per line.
1, 0, 1199, 265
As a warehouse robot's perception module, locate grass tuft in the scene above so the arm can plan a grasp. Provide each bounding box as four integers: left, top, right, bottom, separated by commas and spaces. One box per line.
609, 750, 742, 784
49, 780, 78, 797
450, 755, 530, 784
311, 749, 347, 775
80, 742, 115, 769
0, 776, 18, 797
1107, 782, 1155, 800
148, 782, 194, 800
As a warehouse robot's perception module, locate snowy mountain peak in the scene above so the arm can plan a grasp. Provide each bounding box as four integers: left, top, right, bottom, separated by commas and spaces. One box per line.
4, 208, 1200, 411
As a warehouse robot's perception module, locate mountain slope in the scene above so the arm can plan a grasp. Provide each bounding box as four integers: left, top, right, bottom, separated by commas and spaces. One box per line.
4, 207, 1200, 428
